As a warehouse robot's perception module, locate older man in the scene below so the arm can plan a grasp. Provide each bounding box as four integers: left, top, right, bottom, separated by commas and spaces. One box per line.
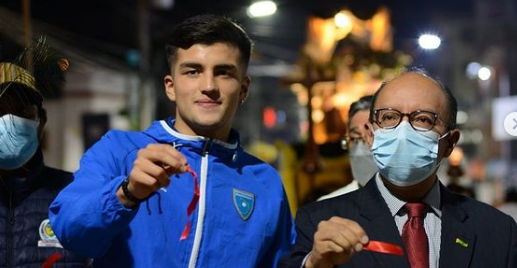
280, 68, 517, 268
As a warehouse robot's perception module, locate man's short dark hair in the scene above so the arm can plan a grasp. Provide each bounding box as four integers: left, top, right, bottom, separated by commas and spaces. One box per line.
348, 95, 373, 126
165, 14, 253, 72
369, 67, 458, 130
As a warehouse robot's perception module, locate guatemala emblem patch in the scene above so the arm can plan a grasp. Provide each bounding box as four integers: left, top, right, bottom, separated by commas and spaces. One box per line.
233, 188, 254, 221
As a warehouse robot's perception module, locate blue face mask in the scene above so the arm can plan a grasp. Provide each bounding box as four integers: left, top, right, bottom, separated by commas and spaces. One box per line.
0, 114, 40, 170
371, 121, 448, 186
349, 141, 377, 186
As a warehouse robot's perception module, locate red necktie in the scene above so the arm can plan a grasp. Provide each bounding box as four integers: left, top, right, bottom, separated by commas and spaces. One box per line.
402, 203, 429, 268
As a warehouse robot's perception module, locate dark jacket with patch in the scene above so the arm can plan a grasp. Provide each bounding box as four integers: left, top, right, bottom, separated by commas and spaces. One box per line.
0, 150, 90, 268
279, 178, 517, 268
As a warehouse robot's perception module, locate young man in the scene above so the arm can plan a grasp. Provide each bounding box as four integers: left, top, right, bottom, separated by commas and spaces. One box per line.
49, 14, 295, 267
280, 68, 517, 268
0, 38, 91, 267
318, 95, 376, 201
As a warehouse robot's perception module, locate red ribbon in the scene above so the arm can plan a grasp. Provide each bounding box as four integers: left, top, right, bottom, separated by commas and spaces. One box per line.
363, 240, 404, 256
41, 253, 62, 268
180, 165, 199, 240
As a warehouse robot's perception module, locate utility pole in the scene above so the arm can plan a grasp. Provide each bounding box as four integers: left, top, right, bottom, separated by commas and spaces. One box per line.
22, 0, 33, 70
131, 0, 152, 130
22, 0, 32, 47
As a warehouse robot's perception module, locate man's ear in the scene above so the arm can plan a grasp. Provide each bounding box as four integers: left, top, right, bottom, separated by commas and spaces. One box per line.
443, 129, 461, 157
239, 76, 251, 105
164, 74, 175, 101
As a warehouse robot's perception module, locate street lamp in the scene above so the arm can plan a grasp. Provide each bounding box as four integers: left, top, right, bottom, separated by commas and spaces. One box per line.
247, 1, 277, 18
465, 62, 492, 81
478, 66, 492, 81
418, 34, 441, 50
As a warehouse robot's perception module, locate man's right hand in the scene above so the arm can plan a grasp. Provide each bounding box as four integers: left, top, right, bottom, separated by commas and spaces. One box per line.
117, 144, 188, 207
305, 217, 369, 268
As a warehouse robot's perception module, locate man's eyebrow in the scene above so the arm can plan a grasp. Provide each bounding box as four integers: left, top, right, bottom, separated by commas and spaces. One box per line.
214, 64, 238, 70
178, 62, 238, 71
348, 128, 361, 135
179, 62, 202, 69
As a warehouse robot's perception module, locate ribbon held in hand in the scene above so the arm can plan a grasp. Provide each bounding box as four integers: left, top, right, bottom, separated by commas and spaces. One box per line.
180, 165, 199, 240
363, 240, 404, 256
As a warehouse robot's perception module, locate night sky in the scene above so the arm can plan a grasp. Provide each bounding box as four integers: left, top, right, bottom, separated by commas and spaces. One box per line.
0, 0, 474, 63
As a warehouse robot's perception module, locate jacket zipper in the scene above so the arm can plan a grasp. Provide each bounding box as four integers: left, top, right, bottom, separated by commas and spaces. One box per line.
187, 138, 213, 268
201, 139, 214, 156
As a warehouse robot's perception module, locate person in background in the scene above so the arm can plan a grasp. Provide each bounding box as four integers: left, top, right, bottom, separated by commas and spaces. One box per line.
498, 187, 517, 223
49, 14, 295, 268
318, 95, 376, 201
279, 67, 517, 268
0, 37, 91, 267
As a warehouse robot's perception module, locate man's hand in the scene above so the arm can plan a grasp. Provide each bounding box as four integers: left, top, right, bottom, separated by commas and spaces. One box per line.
117, 144, 187, 207
305, 217, 369, 268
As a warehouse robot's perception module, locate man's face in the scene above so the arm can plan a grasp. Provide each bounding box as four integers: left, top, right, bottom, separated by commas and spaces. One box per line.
373, 73, 449, 133
347, 110, 370, 149
164, 43, 250, 140
367, 72, 452, 156
0, 88, 44, 174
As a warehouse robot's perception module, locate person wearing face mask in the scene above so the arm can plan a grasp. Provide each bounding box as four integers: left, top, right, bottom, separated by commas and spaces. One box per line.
317, 95, 376, 201
0, 37, 91, 267
279, 67, 517, 268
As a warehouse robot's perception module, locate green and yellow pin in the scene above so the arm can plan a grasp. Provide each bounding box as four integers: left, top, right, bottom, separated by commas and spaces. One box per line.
455, 238, 469, 248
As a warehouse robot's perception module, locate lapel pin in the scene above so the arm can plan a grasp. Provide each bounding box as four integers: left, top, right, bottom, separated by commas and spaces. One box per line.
455, 238, 469, 248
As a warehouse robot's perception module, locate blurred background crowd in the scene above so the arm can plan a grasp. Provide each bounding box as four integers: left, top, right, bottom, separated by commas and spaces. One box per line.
1, 0, 516, 216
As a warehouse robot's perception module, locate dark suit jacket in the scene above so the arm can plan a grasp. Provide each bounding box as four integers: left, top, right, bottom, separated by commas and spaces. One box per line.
279, 179, 517, 268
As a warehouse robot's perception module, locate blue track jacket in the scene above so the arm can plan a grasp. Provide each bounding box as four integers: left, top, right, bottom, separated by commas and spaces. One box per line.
49, 119, 295, 268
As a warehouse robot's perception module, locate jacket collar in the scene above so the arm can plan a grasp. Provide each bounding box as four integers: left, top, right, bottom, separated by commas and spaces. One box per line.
438, 184, 474, 267
355, 181, 410, 267
355, 181, 475, 267
0, 148, 45, 204
144, 119, 241, 159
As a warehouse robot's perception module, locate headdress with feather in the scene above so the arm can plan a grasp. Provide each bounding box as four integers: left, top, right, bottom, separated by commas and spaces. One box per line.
0, 36, 69, 102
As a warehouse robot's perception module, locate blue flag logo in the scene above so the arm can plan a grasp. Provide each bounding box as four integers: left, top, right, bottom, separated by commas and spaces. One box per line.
233, 189, 254, 221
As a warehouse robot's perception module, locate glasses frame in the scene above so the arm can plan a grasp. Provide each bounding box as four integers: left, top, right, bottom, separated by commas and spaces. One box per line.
341, 135, 367, 150
372, 108, 441, 132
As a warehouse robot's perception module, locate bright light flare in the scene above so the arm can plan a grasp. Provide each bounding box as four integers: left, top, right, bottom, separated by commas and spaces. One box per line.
418, 34, 441, 50
466, 62, 481, 79
334, 12, 351, 28
247, 1, 277, 18
478, 67, 492, 81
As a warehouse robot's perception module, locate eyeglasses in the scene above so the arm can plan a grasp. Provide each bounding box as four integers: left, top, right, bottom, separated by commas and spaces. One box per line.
341, 135, 366, 149
372, 108, 441, 132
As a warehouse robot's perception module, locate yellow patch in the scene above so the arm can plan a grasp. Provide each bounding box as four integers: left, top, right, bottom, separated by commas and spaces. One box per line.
45, 224, 55, 237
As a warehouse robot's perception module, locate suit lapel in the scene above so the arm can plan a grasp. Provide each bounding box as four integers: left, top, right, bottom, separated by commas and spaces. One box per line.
439, 185, 475, 268
357, 182, 410, 268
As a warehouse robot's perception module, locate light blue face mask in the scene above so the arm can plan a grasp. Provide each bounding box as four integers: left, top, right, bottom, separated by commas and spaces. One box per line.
349, 141, 377, 187
371, 121, 449, 186
0, 114, 39, 170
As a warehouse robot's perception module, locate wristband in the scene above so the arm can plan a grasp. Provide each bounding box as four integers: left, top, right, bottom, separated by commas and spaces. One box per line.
121, 178, 144, 204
